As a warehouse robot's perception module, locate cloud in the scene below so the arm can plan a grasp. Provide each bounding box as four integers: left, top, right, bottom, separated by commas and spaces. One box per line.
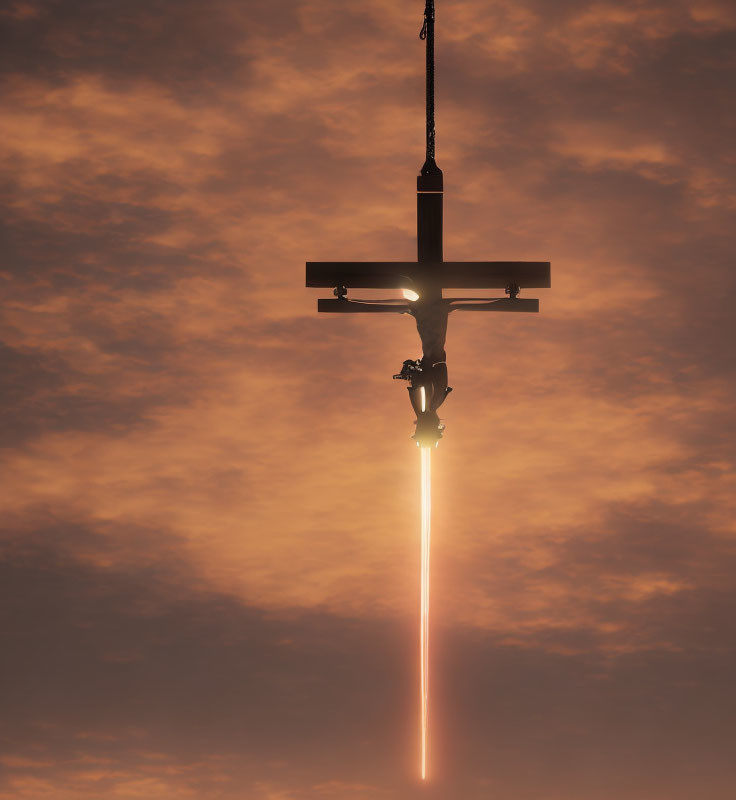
2, 518, 736, 798
1, 0, 735, 796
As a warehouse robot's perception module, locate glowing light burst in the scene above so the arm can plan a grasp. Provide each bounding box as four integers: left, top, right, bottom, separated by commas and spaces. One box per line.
420, 446, 432, 780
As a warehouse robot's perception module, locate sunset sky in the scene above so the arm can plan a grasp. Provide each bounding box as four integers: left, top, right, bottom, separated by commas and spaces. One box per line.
2, 0, 736, 798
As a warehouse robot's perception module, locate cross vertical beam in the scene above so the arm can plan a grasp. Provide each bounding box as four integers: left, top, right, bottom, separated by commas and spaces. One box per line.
418, 164, 443, 276
418, 0, 442, 301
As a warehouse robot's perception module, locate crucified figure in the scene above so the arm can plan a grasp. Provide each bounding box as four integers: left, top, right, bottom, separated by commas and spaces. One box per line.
394, 298, 453, 446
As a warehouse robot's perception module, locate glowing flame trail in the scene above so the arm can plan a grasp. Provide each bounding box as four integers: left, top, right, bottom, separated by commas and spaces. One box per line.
420, 445, 431, 780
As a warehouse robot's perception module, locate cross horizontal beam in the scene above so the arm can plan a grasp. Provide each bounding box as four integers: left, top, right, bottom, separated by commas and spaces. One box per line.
306, 261, 550, 290
317, 298, 539, 313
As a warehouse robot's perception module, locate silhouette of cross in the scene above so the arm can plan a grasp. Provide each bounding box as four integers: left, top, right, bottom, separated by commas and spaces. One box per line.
306, 159, 549, 314
306, 0, 549, 322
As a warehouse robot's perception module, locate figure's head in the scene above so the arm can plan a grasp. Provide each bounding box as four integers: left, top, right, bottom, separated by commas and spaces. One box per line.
412, 411, 444, 447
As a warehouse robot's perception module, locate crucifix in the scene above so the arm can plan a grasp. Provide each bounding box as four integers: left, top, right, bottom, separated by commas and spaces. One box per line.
304, 0, 550, 780
306, 1, 550, 446
306, 1, 550, 445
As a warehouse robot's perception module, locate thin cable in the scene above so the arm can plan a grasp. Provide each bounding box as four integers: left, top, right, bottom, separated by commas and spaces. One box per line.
419, 0, 435, 162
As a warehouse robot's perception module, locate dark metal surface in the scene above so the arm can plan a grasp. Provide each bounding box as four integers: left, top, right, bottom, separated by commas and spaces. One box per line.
417, 191, 443, 267
306, 261, 551, 289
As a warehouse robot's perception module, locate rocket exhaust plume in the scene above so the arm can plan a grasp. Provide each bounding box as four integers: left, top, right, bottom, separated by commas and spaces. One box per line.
420, 446, 431, 780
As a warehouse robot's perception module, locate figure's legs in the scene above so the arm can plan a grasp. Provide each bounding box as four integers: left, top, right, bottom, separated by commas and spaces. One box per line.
394, 357, 451, 445
407, 384, 428, 417
421, 360, 450, 411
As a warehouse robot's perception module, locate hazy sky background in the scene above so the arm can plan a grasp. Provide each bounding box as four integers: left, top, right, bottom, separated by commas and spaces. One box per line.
1, 0, 735, 798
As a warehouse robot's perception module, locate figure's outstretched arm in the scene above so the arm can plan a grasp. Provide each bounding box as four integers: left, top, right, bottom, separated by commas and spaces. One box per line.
447, 298, 539, 312
317, 299, 412, 313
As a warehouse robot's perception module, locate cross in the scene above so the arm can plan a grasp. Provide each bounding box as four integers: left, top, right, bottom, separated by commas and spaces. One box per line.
305, 0, 550, 439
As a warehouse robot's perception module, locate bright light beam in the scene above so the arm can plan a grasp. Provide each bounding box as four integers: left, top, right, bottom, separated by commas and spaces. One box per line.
420, 446, 432, 780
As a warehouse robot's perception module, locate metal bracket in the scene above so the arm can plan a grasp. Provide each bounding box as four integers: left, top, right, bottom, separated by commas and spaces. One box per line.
505, 282, 520, 299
